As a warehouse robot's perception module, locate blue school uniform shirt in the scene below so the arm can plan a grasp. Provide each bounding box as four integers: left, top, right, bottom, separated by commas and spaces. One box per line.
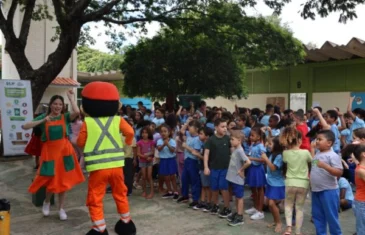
311, 119, 319, 129
265, 128, 280, 137
260, 115, 270, 126
266, 154, 285, 187
152, 117, 165, 127
350, 117, 365, 140
341, 129, 352, 145
330, 124, 340, 153
338, 177, 354, 201
241, 127, 251, 154
179, 115, 188, 124
206, 122, 214, 130
184, 135, 202, 160
157, 138, 176, 159
249, 142, 266, 166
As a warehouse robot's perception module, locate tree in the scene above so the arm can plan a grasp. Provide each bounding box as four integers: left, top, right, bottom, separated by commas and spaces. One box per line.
0, 0, 362, 111
121, 2, 305, 110
77, 46, 123, 72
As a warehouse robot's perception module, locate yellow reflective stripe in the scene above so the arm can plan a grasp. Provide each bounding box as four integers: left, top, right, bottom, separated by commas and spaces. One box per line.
86, 161, 124, 172
84, 148, 124, 157
85, 156, 124, 166
84, 152, 124, 162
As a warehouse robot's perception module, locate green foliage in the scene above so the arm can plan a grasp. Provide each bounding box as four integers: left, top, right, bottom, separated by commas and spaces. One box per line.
77, 46, 124, 72
122, 2, 305, 100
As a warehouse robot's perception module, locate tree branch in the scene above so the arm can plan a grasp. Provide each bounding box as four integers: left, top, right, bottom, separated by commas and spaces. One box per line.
6, 0, 19, 25
52, 0, 67, 28
69, 0, 92, 16
19, 0, 36, 47
81, 0, 124, 23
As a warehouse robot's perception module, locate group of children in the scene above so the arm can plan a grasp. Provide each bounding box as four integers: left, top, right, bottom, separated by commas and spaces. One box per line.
124, 96, 365, 235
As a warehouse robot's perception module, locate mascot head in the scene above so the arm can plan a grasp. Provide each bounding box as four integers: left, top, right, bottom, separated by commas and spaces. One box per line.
81, 81, 120, 117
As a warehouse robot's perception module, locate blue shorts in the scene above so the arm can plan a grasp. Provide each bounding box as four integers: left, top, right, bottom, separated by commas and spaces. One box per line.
200, 171, 210, 187
230, 182, 244, 199
210, 169, 228, 191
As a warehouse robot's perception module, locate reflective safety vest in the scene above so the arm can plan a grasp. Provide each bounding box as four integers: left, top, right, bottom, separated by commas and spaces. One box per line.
84, 116, 124, 172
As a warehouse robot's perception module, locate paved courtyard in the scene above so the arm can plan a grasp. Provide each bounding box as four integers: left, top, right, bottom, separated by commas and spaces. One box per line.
0, 158, 357, 235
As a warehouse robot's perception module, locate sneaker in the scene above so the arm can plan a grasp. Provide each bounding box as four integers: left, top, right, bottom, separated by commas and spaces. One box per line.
250, 211, 264, 220
245, 207, 257, 215
133, 182, 142, 190
173, 193, 179, 201
203, 203, 212, 212
227, 212, 237, 222
162, 192, 174, 199
218, 207, 232, 218
210, 204, 219, 215
228, 214, 244, 226
193, 202, 206, 210
42, 201, 50, 217
189, 201, 199, 208
176, 196, 189, 203
59, 209, 67, 221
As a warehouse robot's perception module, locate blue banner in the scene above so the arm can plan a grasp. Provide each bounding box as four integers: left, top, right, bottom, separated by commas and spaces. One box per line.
350, 92, 365, 109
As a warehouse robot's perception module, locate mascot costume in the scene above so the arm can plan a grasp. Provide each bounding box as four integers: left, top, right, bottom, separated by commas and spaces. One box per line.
76, 81, 137, 235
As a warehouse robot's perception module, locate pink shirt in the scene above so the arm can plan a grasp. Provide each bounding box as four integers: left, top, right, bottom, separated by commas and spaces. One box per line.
137, 140, 155, 163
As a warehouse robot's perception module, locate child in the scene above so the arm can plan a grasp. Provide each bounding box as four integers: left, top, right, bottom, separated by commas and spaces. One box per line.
338, 176, 354, 211
178, 120, 203, 207
152, 108, 165, 128
261, 137, 285, 233
226, 130, 251, 226
280, 127, 312, 235
204, 118, 232, 217
347, 96, 365, 141
267, 115, 280, 137
260, 104, 274, 126
157, 124, 179, 199
236, 114, 251, 155
137, 127, 155, 199
311, 130, 343, 235
194, 127, 214, 211
245, 127, 266, 220
312, 108, 341, 154
342, 143, 365, 234
294, 111, 311, 151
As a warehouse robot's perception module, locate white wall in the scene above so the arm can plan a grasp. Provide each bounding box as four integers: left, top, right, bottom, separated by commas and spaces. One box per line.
312, 92, 350, 112
1, 1, 76, 79
205, 93, 288, 112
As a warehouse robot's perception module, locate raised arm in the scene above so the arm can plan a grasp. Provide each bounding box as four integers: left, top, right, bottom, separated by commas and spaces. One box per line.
312, 108, 330, 130
22, 115, 48, 130
67, 89, 80, 121
347, 96, 356, 120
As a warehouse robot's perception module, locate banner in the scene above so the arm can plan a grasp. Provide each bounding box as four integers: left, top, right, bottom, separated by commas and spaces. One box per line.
351, 92, 365, 110
0, 80, 33, 156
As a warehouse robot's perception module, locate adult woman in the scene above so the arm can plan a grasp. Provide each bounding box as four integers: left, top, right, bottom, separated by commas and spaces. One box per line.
22, 90, 84, 220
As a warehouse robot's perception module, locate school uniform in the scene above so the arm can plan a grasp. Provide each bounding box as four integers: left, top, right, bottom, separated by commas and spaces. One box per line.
241, 127, 251, 155
338, 177, 354, 210
226, 147, 249, 198
265, 154, 285, 200
246, 143, 266, 187
181, 135, 202, 202
157, 139, 178, 175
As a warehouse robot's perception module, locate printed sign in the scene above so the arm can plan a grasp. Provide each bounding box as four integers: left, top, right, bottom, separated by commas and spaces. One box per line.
0, 80, 33, 156
351, 92, 365, 110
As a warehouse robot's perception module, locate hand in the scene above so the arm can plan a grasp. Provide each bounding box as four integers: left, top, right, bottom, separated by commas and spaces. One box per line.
182, 142, 187, 149
237, 170, 244, 178
44, 116, 51, 122
147, 157, 152, 162
350, 96, 355, 102
261, 154, 269, 163
312, 108, 320, 114
311, 140, 317, 149
164, 139, 169, 146
316, 160, 326, 169
67, 89, 74, 100
204, 167, 210, 176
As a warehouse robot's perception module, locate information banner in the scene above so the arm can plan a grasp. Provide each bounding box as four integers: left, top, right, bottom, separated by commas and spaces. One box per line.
351, 92, 365, 110
0, 80, 33, 156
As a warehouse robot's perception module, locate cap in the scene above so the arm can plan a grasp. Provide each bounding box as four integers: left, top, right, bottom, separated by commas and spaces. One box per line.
81, 81, 120, 101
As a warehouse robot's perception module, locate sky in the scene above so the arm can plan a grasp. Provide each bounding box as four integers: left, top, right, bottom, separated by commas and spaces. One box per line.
2, 1, 365, 52
86, 1, 365, 53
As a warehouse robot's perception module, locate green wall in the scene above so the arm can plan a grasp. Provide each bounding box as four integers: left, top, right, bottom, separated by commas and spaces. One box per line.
246, 58, 365, 108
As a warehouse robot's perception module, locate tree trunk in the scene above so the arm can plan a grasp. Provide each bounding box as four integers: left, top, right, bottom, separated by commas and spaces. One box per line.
165, 93, 176, 113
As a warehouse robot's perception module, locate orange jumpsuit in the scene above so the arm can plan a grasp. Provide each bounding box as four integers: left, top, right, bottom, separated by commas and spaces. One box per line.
77, 117, 134, 232
29, 114, 85, 193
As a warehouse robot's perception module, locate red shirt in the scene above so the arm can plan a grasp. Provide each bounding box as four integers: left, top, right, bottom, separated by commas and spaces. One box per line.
296, 123, 310, 151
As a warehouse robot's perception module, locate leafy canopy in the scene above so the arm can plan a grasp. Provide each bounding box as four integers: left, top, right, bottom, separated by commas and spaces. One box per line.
122, 2, 305, 100
77, 46, 123, 72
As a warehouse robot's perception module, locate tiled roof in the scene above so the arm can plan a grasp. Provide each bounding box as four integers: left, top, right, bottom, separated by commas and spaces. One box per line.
304, 37, 365, 62
51, 77, 80, 87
